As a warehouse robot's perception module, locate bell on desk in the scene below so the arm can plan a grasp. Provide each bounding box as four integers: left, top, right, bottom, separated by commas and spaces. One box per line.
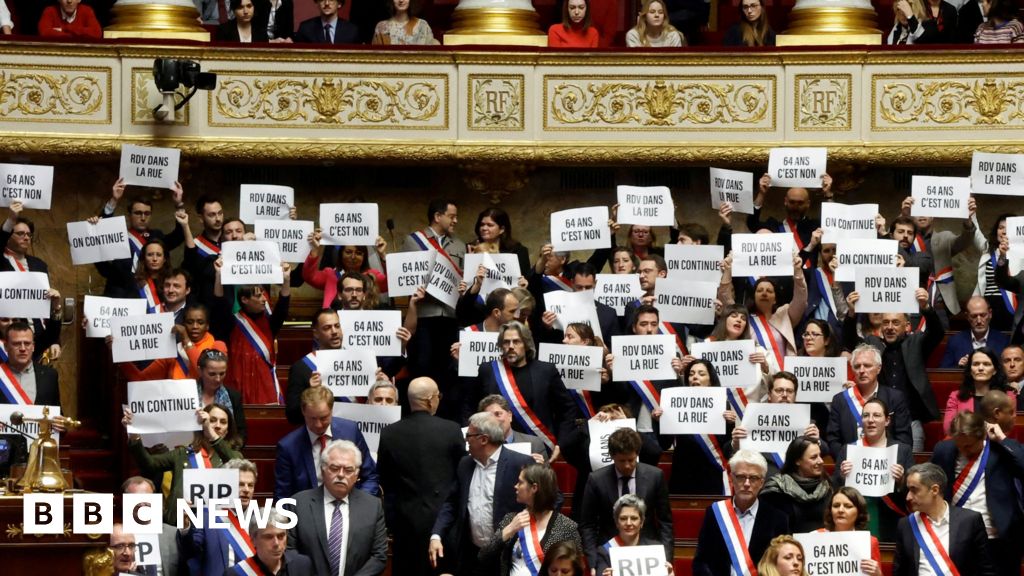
12, 407, 80, 493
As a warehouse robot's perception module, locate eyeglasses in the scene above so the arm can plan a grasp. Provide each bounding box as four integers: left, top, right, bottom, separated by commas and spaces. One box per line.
109, 543, 137, 552
465, 433, 484, 439
802, 332, 823, 339
732, 474, 764, 484
742, 3, 760, 10
11, 231, 32, 238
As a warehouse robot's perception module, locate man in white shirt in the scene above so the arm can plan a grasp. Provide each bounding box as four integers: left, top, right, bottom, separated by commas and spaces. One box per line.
939, 297, 1010, 368
1002, 345, 1024, 407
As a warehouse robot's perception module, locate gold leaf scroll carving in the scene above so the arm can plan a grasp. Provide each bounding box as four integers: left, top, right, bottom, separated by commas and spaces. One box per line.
0, 72, 103, 117
880, 78, 1024, 125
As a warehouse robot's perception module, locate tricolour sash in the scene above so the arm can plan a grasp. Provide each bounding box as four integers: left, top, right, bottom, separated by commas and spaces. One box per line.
814, 268, 838, 322
0, 363, 32, 405
139, 278, 162, 314
711, 500, 757, 576
301, 352, 354, 403
195, 235, 221, 258
628, 380, 660, 412
542, 275, 573, 292
860, 437, 907, 517
186, 446, 213, 469
909, 511, 960, 576
749, 314, 784, 370
174, 343, 191, 378
695, 434, 732, 496
726, 388, 748, 421
3, 248, 27, 272
0, 343, 7, 363
235, 312, 283, 403
230, 558, 262, 576
411, 230, 462, 275
224, 510, 257, 563
492, 361, 556, 449
781, 219, 810, 269
992, 253, 1019, 315
517, 515, 545, 576
843, 386, 866, 431
568, 389, 595, 419
127, 229, 146, 273
659, 322, 688, 357
909, 234, 927, 254
465, 323, 483, 332
952, 440, 989, 507
601, 536, 625, 552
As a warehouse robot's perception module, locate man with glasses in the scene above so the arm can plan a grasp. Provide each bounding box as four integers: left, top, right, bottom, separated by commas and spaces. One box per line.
110, 523, 148, 575
295, 0, 359, 44
940, 296, 1009, 367
693, 450, 790, 576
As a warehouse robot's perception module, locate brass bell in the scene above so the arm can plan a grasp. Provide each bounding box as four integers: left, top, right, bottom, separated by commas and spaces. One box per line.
13, 407, 80, 493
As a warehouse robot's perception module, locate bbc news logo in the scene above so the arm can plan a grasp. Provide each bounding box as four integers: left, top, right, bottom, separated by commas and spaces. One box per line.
21, 494, 297, 534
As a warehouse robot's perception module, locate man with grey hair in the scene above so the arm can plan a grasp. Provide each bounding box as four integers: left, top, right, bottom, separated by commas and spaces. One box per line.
178, 459, 258, 575
429, 412, 534, 575
693, 450, 790, 576
894, 462, 994, 576
231, 511, 312, 574
378, 377, 465, 576
826, 342, 913, 456
467, 320, 579, 450
479, 394, 548, 462
367, 378, 398, 406
287, 440, 388, 576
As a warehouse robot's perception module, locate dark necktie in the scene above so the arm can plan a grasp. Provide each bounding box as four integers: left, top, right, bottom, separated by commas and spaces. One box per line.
328, 500, 343, 575
620, 475, 631, 497
324, 23, 333, 43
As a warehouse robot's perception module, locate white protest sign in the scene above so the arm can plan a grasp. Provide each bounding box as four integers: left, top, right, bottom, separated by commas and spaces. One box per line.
239, 184, 293, 224
550, 206, 611, 252
691, 340, 756, 389
660, 386, 727, 435
971, 151, 1024, 196
740, 403, 810, 454
821, 203, 879, 244
709, 167, 754, 214
220, 241, 283, 285
611, 335, 676, 381
314, 349, 377, 397
768, 147, 827, 188
505, 442, 533, 456
119, 144, 180, 189
846, 444, 899, 497
464, 252, 521, 299
731, 233, 794, 278
0, 163, 53, 209
594, 274, 642, 316
67, 216, 131, 265
1010, 246, 1024, 276
785, 356, 848, 403
609, 545, 669, 576
588, 418, 636, 471
387, 251, 435, 297
332, 403, 401, 456
794, 531, 872, 576
255, 220, 313, 263
83, 295, 148, 338
855, 266, 919, 314
538, 343, 603, 392
616, 185, 674, 226
0, 271, 50, 319
458, 330, 501, 377
665, 244, 724, 283
125, 380, 202, 437
182, 468, 239, 503
425, 252, 462, 309
111, 313, 177, 363
0, 405, 62, 443
1006, 216, 1024, 245
134, 533, 162, 567
655, 280, 717, 325
319, 203, 378, 246
835, 239, 898, 282
544, 289, 603, 341
339, 310, 402, 357
911, 176, 970, 219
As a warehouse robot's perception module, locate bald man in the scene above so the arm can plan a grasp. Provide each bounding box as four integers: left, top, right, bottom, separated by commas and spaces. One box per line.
940, 296, 1010, 368
747, 172, 833, 268
979, 389, 1016, 436
377, 378, 466, 576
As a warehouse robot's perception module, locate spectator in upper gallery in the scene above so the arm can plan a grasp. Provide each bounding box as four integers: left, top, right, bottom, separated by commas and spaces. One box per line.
974, 0, 1024, 43
940, 297, 1010, 368
723, 0, 776, 46
38, 0, 102, 39
664, 0, 709, 46
372, 0, 438, 45
1, 1, 13, 34
625, 0, 686, 47
887, 0, 958, 44
958, 0, 986, 42
548, 0, 599, 48
216, 0, 268, 42
257, 0, 295, 42
295, 0, 359, 44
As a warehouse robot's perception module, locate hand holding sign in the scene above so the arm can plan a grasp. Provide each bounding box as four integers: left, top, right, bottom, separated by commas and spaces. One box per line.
768, 147, 827, 188
0, 163, 53, 209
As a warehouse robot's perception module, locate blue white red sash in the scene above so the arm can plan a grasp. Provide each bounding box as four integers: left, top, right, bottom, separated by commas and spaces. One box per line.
235, 312, 283, 403
952, 440, 989, 507
301, 352, 354, 403
843, 386, 866, 431
711, 500, 757, 576
768, 452, 784, 469
726, 388, 748, 421
781, 219, 810, 269
0, 363, 31, 405
992, 253, 1019, 315
3, 248, 26, 272
230, 557, 262, 576
224, 510, 257, 564
568, 389, 595, 419
195, 235, 221, 258
492, 361, 556, 449
127, 229, 146, 273
601, 535, 625, 552
749, 314, 784, 370
411, 230, 462, 275
517, 515, 545, 576
909, 234, 927, 254
628, 380, 660, 412
814, 268, 838, 322
465, 323, 484, 332
542, 275, 573, 292
695, 434, 732, 496
174, 343, 191, 377
139, 278, 161, 314
0, 343, 8, 364
186, 446, 213, 469
659, 322, 688, 357
909, 511, 960, 576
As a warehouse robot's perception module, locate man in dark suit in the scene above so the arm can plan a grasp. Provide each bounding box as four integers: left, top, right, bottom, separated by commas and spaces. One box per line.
122, 476, 179, 576
827, 343, 914, 456
466, 321, 580, 444
746, 173, 833, 268
2, 322, 61, 408
479, 394, 548, 462
580, 428, 672, 568
939, 297, 1010, 368
177, 459, 258, 575
531, 263, 621, 347
693, 450, 790, 576
429, 412, 534, 576
274, 386, 378, 500
893, 462, 996, 576
232, 510, 312, 575
377, 377, 465, 576
287, 439, 388, 576
294, 0, 359, 44
931, 411, 1024, 575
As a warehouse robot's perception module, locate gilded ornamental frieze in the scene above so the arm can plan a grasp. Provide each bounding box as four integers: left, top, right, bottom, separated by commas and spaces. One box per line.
209, 71, 449, 130
0, 64, 110, 125
873, 73, 1024, 131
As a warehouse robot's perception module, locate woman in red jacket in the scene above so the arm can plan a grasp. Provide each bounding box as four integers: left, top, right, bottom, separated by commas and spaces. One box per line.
548, 0, 599, 48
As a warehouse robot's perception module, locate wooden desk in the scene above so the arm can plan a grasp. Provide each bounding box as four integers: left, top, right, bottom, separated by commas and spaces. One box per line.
0, 494, 110, 574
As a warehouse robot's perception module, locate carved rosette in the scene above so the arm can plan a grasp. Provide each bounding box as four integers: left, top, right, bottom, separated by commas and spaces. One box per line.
211, 73, 447, 129
544, 76, 774, 130
875, 76, 1024, 129
0, 68, 108, 123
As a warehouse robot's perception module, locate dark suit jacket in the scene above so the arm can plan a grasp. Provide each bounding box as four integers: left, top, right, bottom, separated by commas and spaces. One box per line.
692, 499, 790, 576
273, 418, 379, 501
893, 505, 995, 576
827, 385, 913, 457
746, 210, 821, 267
287, 486, 388, 576
468, 360, 580, 443
580, 462, 673, 568
994, 260, 1024, 345
220, 550, 312, 575
1, 363, 61, 408
939, 329, 1010, 368
94, 209, 184, 298
958, 0, 985, 42
932, 438, 1024, 541
294, 16, 359, 44
251, 0, 293, 40
861, 307, 945, 421
215, 21, 269, 42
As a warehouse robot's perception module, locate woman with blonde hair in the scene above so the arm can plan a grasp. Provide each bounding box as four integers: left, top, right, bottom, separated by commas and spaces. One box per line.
626, 0, 687, 47
887, 0, 930, 44
757, 535, 809, 576
723, 0, 776, 46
